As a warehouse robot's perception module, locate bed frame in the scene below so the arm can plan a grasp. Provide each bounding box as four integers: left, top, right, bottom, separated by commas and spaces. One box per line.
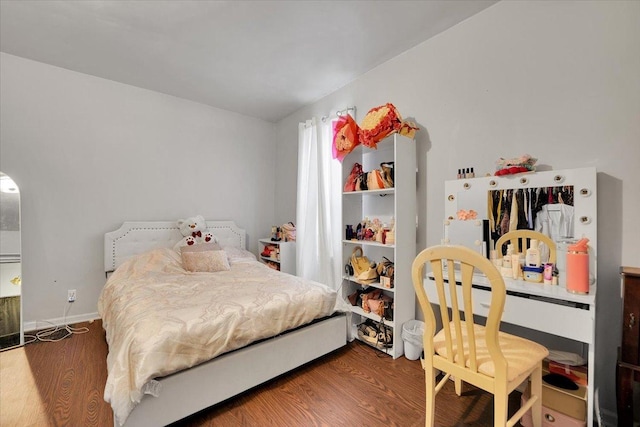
104, 221, 347, 427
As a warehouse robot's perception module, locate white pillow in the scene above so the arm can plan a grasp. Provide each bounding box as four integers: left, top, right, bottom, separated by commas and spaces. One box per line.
222, 246, 257, 263
180, 243, 230, 272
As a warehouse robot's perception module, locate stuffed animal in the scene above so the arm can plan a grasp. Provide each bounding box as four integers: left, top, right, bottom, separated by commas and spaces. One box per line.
173, 215, 216, 250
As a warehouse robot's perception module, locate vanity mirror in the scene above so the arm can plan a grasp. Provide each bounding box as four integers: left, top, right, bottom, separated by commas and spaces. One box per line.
0, 172, 22, 350
444, 167, 597, 287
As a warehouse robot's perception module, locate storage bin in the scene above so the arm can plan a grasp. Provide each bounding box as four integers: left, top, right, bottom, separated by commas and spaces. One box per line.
520, 393, 585, 427
520, 374, 587, 426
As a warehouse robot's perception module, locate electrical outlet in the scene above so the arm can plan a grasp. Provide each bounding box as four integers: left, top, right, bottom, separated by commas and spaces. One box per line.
68, 289, 76, 303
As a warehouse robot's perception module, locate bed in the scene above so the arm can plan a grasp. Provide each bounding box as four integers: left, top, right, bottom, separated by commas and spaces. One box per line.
100, 221, 347, 427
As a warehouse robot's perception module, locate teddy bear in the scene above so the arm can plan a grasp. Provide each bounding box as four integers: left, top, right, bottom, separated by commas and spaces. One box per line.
173, 215, 216, 251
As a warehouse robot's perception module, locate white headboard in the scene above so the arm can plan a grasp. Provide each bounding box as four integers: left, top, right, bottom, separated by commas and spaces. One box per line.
104, 220, 246, 273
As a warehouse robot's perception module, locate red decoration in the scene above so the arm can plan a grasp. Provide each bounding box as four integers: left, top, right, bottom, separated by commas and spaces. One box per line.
332, 114, 360, 162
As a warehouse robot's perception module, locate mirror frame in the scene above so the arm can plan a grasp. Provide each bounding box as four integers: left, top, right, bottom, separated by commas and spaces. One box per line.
0, 172, 22, 350
444, 167, 597, 281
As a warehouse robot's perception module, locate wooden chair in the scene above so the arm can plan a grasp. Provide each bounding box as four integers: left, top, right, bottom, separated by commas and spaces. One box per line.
412, 245, 549, 427
495, 230, 557, 264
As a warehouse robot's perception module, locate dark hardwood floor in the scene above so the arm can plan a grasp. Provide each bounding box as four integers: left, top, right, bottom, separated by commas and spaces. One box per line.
0, 321, 522, 426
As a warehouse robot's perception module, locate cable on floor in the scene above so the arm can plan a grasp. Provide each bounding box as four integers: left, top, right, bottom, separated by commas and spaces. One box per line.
23, 302, 89, 344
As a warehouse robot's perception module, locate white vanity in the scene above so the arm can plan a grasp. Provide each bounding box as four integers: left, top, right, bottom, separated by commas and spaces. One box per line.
428, 167, 597, 426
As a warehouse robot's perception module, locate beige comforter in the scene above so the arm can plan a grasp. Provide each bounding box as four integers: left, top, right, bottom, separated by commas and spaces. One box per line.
98, 248, 337, 426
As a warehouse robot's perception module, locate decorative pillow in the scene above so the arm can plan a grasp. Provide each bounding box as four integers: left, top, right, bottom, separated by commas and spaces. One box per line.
180, 242, 221, 253
180, 243, 230, 272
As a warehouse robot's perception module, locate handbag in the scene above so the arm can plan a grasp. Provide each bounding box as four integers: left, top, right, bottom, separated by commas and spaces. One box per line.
362, 289, 393, 320
344, 163, 363, 192
350, 246, 378, 284
380, 162, 394, 188
376, 257, 395, 288
281, 222, 296, 242
350, 246, 371, 277
355, 172, 368, 191
367, 169, 385, 190
356, 268, 378, 285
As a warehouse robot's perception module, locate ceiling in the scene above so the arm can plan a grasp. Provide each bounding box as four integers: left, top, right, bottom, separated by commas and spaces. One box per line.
0, 1, 496, 122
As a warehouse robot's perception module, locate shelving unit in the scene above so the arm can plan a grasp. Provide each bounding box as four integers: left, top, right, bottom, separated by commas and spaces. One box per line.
258, 238, 296, 275
341, 133, 416, 359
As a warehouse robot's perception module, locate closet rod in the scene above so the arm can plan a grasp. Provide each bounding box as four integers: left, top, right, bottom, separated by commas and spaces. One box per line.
321, 106, 356, 122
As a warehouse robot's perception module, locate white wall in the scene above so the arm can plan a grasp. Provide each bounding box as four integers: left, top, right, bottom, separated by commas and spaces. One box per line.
0, 53, 277, 325
275, 1, 640, 421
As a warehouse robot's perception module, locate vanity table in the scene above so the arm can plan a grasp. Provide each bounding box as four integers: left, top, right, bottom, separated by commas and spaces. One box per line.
429, 167, 597, 426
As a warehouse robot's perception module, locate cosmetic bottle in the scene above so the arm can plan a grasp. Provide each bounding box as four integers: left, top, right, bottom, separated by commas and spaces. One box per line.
346, 225, 354, 240
502, 245, 513, 269
511, 253, 520, 279
469, 167, 475, 178
543, 263, 554, 285
525, 239, 541, 267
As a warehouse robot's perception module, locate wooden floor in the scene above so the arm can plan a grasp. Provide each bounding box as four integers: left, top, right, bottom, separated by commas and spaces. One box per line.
0, 321, 522, 426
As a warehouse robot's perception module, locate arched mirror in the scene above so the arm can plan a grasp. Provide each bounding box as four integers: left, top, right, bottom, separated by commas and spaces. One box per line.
0, 172, 22, 350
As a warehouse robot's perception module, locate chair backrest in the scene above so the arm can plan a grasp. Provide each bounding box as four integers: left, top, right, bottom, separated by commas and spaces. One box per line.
494, 230, 557, 264
412, 245, 508, 379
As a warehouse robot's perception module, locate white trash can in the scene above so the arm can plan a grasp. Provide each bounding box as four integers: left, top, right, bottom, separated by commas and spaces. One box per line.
402, 320, 424, 360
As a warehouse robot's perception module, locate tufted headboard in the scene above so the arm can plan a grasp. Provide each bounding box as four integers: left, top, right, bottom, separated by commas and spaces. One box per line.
104, 221, 246, 273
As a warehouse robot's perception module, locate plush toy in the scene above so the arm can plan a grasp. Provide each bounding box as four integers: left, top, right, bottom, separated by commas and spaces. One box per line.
173, 215, 216, 251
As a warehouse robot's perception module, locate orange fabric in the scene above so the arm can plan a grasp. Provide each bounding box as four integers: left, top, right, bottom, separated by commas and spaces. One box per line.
359, 103, 419, 148
332, 114, 360, 161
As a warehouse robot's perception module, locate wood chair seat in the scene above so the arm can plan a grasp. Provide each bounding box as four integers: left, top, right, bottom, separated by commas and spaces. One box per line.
434, 321, 549, 382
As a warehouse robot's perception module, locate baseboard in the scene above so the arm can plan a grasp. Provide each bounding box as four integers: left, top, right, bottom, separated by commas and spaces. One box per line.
24, 312, 100, 333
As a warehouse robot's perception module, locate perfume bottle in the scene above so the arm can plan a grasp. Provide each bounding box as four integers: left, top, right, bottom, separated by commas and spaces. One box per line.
346, 225, 354, 240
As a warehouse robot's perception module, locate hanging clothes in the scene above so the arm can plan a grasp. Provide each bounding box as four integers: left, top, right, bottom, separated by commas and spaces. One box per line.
509, 189, 519, 232
488, 190, 495, 235
527, 189, 534, 229
534, 188, 546, 214
515, 189, 529, 230
500, 191, 510, 236
535, 204, 575, 243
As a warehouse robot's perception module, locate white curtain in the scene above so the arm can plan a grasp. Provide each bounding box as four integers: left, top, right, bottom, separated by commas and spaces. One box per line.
296, 117, 343, 290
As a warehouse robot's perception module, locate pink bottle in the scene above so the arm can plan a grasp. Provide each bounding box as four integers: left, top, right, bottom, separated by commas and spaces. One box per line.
566, 238, 590, 294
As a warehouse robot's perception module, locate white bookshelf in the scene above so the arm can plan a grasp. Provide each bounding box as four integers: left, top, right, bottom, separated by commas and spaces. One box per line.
341, 133, 417, 359
258, 238, 296, 275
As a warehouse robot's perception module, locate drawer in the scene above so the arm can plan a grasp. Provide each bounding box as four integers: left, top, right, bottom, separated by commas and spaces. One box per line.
521, 396, 586, 427
423, 282, 594, 343
520, 367, 587, 422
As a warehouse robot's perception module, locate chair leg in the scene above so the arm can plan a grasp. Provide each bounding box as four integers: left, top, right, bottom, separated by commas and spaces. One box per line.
454, 377, 463, 396
494, 384, 509, 427
425, 367, 436, 427
530, 364, 543, 427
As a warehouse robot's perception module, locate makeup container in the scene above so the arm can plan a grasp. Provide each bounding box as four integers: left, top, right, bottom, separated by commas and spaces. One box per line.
543, 263, 554, 285
523, 266, 544, 283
